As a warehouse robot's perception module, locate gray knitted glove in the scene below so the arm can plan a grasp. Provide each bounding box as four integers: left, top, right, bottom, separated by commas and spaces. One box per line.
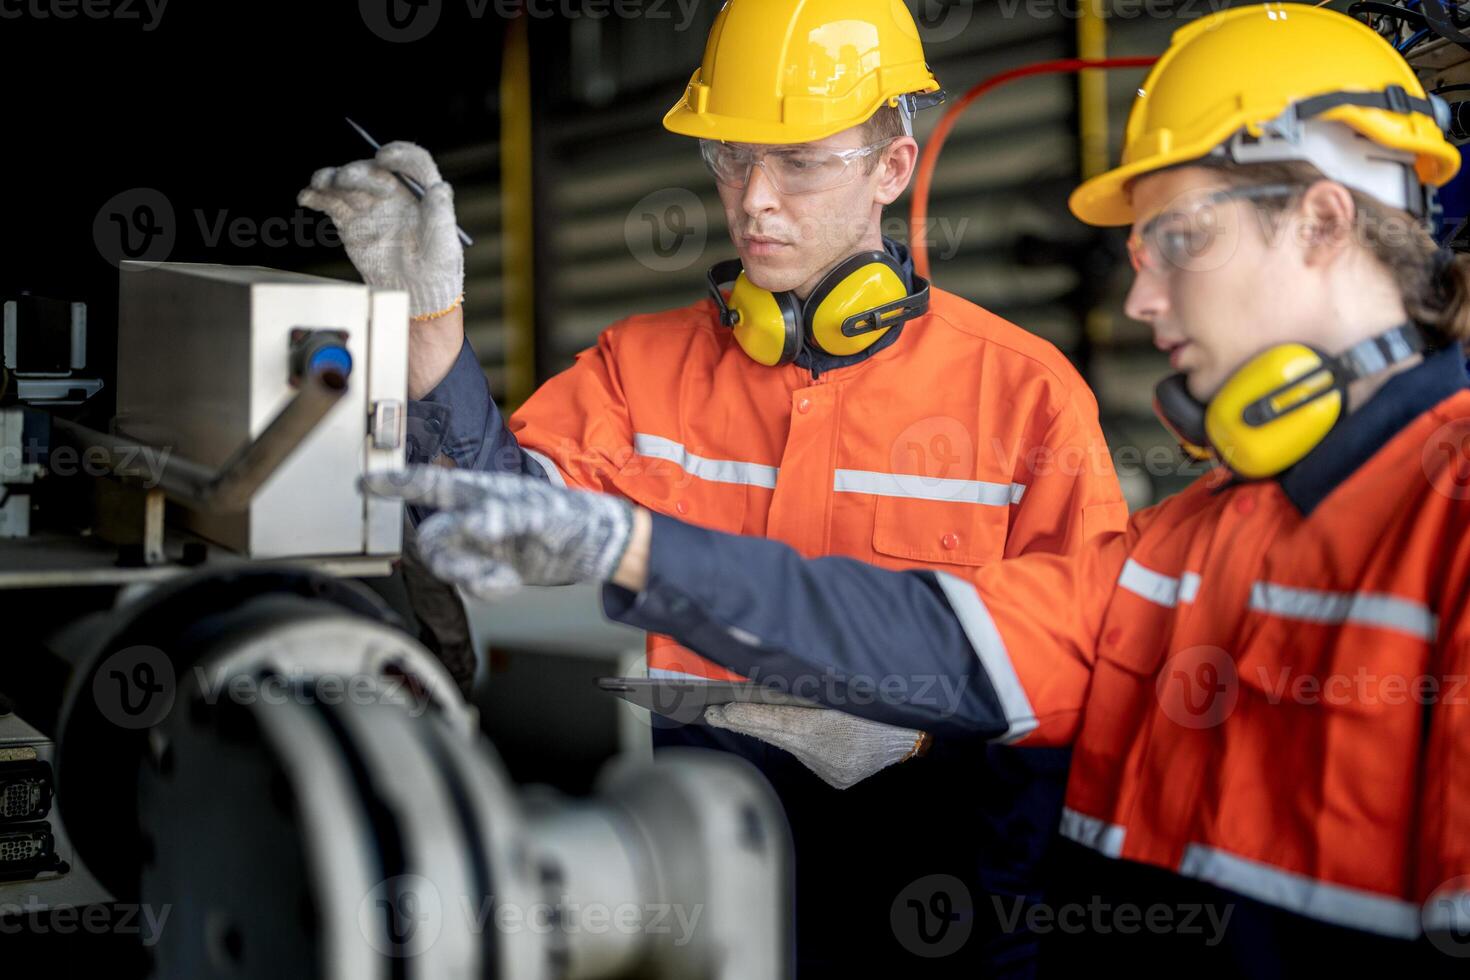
298, 141, 464, 319
362, 467, 635, 600
704, 703, 930, 790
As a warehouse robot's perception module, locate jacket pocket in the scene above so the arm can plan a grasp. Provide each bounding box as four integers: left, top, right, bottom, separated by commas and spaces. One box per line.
871, 494, 1010, 569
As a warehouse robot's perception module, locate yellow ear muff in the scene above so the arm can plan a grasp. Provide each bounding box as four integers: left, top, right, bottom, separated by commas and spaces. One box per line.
706, 252, 929, 367
727, 271, 802, 366
807, 254, 910, 357
1204, 343, 1344, 480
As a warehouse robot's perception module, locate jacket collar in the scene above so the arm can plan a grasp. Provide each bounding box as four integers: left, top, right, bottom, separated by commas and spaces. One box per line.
1278, 343, 1470, 514
794, 236, 917, 377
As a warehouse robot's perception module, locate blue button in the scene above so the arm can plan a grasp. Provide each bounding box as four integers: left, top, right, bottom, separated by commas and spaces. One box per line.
308, 345, 353, 378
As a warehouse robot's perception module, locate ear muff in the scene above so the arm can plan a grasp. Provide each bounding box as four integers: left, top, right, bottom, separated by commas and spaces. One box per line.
1152, 374, 1212, 461
1204, 344, 1344, 479
1150, 324, 1427, 480
706, 257, 803, 366
805, 251, 928, 358
706, 252, 931, 367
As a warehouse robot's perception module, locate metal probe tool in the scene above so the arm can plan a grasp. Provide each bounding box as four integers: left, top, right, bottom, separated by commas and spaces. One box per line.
346, 117, 474, 248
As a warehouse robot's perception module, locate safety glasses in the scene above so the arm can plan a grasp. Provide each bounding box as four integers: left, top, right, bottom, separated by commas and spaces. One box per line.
1127, 184, 1299, 276
698, 138, 897, 195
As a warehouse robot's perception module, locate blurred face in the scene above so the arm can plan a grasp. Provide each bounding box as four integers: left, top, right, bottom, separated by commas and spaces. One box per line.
1124, 167, 1321, 401
710, 123, 917, 298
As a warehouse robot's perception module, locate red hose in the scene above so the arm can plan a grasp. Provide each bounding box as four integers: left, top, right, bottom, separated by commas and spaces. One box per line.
909, 56, 1158, 279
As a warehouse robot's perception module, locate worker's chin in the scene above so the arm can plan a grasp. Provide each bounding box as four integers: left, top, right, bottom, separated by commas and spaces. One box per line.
1185, 367, 1225, 403
736, 252, 805, 293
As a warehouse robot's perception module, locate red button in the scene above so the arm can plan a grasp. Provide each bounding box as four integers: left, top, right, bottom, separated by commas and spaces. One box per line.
1234, 495, 1256, 515
1105, 627, 1122, 645
941, 533, 959, 550
675, 501, 689, 515
797, 398, 813, 414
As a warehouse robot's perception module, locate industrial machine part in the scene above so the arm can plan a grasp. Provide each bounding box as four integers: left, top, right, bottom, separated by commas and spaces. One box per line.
0, 712, 108, 908
28, 566, 791, 979
111, 261, 409, 558
140, 693, 791, 979
32, 566, 472, 901
0, 408, 47, 538
54, 367, 350, 515
1, 293, 105, 406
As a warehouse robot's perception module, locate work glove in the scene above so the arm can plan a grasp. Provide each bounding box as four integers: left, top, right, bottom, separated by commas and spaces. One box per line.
298, 142, 464, 319
362, 466, 635, 600
704, 703, 931, 790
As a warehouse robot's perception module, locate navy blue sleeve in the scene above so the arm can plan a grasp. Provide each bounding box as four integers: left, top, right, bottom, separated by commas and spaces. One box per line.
601, 512, 1009, 740
407, 336, 550, 478
404, 337, 551, 525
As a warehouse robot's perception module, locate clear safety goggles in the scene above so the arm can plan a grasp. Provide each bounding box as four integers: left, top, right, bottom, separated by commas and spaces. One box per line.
698, 138, 897, 195
1127, 183, 1299, 276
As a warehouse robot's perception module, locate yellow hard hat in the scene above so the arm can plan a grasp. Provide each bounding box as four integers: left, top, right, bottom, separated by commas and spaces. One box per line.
663, 0, 942, 145
1070, 2, 1461, 226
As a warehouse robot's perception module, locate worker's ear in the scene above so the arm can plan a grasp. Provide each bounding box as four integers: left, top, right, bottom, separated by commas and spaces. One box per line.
874, 136, 918, 207
1296, 179, 1357, 269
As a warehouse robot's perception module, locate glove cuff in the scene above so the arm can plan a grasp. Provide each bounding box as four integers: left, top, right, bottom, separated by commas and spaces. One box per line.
411, 293, 465, 322
409, 274, 465, 320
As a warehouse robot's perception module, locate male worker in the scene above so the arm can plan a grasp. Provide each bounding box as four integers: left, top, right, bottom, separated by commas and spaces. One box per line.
301, 1, 1126, 972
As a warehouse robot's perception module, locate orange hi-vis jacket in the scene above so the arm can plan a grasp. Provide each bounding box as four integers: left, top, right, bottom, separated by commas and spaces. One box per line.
932, 345, 1470, 941
508, 286, 1129, 681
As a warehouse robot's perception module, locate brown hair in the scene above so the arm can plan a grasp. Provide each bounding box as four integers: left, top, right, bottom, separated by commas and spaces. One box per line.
858, 103, 906, 171
1203, 159, 1470, 346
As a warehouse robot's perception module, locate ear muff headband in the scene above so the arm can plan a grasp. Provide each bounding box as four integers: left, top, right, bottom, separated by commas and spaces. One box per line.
1152, 323, 1429, 479
706, 252, 931, 366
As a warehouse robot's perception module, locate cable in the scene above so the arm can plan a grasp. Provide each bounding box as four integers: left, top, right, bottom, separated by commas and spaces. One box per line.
1347, 2, 1428, 31
908, 57, 1158, 279
1399, 26, 1432, 48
